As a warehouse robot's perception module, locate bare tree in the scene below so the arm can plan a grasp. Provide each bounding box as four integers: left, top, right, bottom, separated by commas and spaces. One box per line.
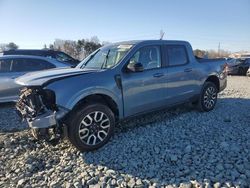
194, 48, 231, 59
49, 37, 102, 60
43, 44, 48, 49
49, 44, 54, 50
193, 49, 207, 58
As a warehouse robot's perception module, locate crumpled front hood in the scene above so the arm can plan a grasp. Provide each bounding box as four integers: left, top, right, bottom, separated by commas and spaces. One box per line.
15, 67, 101, 86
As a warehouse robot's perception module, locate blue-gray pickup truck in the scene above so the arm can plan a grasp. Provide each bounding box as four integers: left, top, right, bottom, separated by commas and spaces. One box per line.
16, 40, 227, 151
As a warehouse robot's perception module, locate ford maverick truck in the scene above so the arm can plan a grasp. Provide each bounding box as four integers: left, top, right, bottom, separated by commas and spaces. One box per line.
16, 40, 227, 151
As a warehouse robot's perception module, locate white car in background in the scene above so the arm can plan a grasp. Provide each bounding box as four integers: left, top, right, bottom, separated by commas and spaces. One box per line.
0, 55, 71, 103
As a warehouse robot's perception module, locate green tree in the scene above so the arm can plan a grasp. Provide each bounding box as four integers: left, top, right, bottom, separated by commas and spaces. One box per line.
84, 41, 102, 56
6, 42, 18, 50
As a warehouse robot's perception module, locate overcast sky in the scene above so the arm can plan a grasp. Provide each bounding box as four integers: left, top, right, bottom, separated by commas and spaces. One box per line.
0, 0, 249, 52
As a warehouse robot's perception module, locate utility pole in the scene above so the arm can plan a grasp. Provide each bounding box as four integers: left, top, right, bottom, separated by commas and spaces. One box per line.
218, 42, 221, 57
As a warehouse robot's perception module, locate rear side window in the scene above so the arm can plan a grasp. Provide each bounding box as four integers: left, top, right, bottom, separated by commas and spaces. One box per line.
0, 59, 12, 72
166, 46, 188, 66
12, 58, 55, 72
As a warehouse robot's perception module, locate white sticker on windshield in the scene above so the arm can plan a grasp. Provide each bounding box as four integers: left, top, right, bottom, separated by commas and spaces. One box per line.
117, 44, 133, 49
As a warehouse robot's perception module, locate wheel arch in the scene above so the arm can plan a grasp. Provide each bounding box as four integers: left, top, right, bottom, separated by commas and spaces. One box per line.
205, 75, 220, 91
71, 93, 120, 122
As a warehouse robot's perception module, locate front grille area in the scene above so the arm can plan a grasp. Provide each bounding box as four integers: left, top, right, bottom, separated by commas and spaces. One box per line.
16, 87, 45, 120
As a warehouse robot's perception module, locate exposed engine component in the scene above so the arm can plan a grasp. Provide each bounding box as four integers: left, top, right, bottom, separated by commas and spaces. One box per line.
16, 87, 61, 144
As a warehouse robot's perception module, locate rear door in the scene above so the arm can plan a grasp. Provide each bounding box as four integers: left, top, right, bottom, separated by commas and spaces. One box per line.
0, 59, 23, 101
121, 45, 167, 116
0, 58, 55, 102
12, 58, 55, 72
164, 45, 198, 104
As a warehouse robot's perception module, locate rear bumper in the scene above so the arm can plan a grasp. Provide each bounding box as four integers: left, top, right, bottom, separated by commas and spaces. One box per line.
247, 69, 250, 76
219, 73, 227, 92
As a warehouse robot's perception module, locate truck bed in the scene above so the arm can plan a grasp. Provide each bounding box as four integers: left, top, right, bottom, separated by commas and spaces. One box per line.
196, 57, 226, 63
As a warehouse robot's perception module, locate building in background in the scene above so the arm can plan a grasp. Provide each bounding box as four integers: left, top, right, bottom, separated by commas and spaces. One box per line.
229, 51, 250, 59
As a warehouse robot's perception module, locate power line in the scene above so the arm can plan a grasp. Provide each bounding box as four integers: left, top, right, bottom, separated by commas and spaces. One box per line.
218, 42, 220, 56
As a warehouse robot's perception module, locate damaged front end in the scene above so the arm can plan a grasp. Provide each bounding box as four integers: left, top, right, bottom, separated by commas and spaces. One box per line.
16, 87, 69, 143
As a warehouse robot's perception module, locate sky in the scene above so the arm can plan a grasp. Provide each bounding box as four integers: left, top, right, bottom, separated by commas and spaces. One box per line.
0, 0, 250, 52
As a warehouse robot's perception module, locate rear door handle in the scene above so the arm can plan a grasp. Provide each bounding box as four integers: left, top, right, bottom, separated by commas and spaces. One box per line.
184, 68, 192, 72
153, 73, 164, 78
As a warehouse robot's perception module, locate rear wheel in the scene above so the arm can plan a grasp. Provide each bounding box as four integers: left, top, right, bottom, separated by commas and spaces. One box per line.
238, 67, 244, 75
197, 82, 218, 112
68, 103, 115, 151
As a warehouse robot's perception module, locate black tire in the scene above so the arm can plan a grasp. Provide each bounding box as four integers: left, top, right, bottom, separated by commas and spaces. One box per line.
197, 82, 218, 112
238, 67, 244, 75
68, 103, 115, 151
31, 128, 49, 140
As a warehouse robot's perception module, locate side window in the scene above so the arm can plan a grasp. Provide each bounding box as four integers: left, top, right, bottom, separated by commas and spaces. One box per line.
56, 52, 73, 62
129, 46, 161, 70
0, 59, 12, 72
12, 58, 55, 72
167, 46, 188, 66
30, 59, 55, 70
12, 59, 33, 72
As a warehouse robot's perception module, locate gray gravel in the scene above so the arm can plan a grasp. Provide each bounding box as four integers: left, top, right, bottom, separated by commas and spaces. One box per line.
0, 103, 27, 132
0, 76, 250, 188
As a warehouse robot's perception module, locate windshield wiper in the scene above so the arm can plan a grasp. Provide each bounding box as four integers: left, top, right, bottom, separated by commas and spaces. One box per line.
101, 49, 110, 69
81, 50, 100, 68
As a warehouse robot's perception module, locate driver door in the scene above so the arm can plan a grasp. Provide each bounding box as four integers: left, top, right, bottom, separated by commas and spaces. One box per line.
121, 45, 167, 117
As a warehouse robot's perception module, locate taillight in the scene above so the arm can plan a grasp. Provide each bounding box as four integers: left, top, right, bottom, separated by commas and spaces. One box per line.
224, 63, 229, 73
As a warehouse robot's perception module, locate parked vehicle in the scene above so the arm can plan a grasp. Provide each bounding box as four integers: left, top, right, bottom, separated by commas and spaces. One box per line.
16, 40, 227, 151
246, 60, 250, 76
226, 58, 250, 75
3, 49, 80, 66
0, 55, 71, 102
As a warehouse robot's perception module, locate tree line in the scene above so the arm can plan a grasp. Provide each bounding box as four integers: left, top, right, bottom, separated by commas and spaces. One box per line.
0, 36, 104, 60
0, 42, 19, 51
1, 39, 232, 59
43, 36, 104, 60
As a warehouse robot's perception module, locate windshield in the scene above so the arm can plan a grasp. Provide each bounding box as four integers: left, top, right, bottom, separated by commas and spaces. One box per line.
77, 44, 133, 69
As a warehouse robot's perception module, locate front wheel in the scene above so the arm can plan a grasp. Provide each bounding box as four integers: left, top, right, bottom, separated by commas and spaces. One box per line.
68, 103, 115, 151
197, 82, 218, 112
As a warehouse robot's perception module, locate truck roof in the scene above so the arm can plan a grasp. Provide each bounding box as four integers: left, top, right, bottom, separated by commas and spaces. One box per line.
109, 40, 190, 47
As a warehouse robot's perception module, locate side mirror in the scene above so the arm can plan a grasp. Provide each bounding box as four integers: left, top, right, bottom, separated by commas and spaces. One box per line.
127, 62, 144, 72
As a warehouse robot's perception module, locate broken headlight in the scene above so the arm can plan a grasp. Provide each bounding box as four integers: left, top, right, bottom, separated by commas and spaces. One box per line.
41, 89, 57, 110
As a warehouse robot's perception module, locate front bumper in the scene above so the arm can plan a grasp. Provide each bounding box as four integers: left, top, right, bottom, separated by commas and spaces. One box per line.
16, 88, 68, 129
27, 111, 57, 129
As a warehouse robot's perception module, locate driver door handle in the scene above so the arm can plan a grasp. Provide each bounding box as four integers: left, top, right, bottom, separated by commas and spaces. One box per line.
153, 73, 164, 78
184, 68, 192, 72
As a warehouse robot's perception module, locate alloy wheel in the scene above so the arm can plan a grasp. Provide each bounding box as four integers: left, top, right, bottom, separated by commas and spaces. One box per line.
203, 86, 217, 109
78, 111, 110, 146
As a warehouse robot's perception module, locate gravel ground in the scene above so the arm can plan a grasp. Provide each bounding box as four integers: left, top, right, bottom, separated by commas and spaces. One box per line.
0, 76, 250, 188
0, 103, 27, 132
